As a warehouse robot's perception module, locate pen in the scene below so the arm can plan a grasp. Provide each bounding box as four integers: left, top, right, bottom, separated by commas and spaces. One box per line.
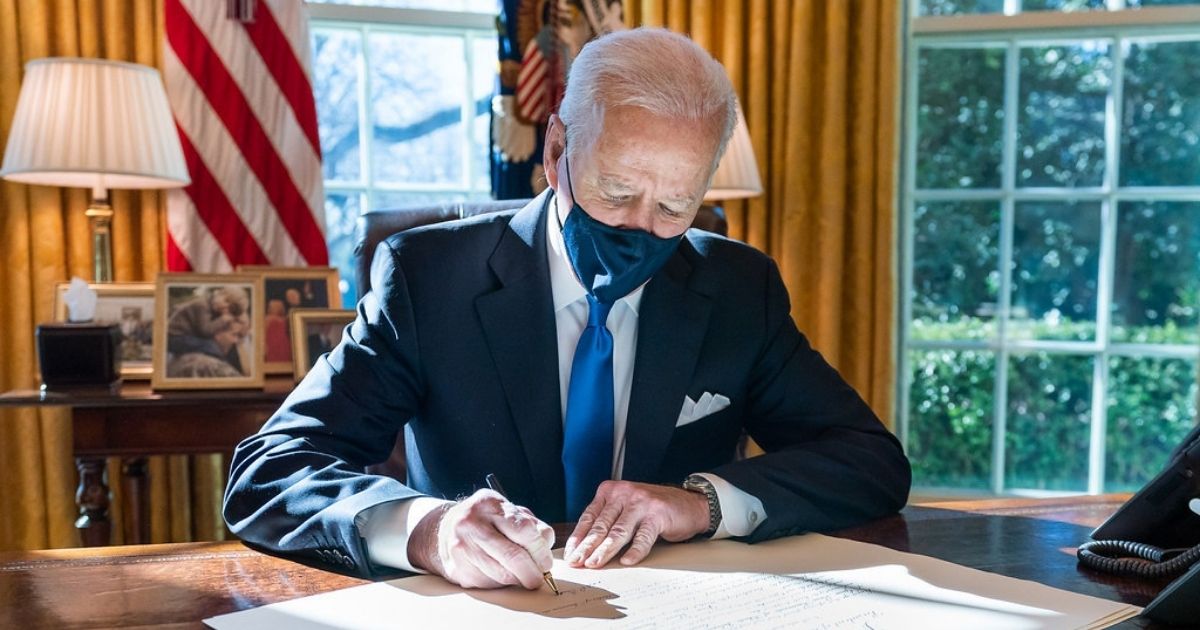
485, 473, 561, 595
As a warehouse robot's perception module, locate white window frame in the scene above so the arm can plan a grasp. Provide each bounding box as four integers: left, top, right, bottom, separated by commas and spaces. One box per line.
900, 2, 1200, 497
308, 2, 497, 212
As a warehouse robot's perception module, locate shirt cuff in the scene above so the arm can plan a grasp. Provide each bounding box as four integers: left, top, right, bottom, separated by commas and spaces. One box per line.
354, 496, 453, 573
693, 472, 767, 539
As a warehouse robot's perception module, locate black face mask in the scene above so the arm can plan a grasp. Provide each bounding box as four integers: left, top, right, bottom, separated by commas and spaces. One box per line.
559, 152, 683, 304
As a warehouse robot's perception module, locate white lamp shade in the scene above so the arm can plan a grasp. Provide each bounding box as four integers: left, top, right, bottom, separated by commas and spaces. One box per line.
705, 108, 762, 201
0, 57, 189, 190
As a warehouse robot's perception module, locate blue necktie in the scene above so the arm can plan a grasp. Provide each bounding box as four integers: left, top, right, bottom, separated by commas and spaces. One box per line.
562, 295, 615, 520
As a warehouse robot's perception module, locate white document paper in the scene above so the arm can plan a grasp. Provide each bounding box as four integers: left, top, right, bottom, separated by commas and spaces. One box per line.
205, 534, 1140, 629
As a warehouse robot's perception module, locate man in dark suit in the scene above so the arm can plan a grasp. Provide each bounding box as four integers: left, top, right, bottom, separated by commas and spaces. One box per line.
224, 27, 910, 590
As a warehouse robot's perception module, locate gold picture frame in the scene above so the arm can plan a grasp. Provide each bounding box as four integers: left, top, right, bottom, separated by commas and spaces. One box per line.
235, 266, 342, 375
289, 308, 356, 382
52, 282, 156, 379
151, 273, 265, 390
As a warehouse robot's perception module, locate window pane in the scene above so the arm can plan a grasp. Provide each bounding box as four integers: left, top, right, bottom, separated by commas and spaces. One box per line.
1005, 353, 1093, 491
1010, 201, 1101, 341
911, 201, 1000, 340
1106, 356, 1199, 492
1120, 39, 1200, 187
313, 28, 362, 182
1022, 0, 1107, 10
917, 0, 1004, 16
1127, 0, 1200, 6
473, 36, 497, 191
318, 0, 498, 12
1017, 42, 1111, 188
324, 192, 363, 307
916, 47, 1006, 189
908, 350, 995, 490
370, 32, 467, 186
1111, 201, 1200, 344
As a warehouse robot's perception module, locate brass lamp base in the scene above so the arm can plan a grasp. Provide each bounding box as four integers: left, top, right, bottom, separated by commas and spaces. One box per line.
84, 189, 113, 283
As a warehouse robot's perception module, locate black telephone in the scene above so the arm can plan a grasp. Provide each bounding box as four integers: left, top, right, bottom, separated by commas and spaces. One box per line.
1079, 423, 1200, 626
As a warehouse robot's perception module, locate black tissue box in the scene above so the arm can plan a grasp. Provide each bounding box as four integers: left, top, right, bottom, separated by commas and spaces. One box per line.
36, 323, 122, 392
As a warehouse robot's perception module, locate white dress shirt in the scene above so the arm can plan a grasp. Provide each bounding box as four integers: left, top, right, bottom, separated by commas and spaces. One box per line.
356, 198, 766, 572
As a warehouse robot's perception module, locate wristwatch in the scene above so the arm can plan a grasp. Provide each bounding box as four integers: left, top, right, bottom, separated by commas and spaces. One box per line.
682, 474, 722, 538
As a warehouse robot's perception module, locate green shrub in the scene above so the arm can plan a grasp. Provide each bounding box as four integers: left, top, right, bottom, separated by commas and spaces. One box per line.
908, 318, 1198, 492
908, 348, 995, 489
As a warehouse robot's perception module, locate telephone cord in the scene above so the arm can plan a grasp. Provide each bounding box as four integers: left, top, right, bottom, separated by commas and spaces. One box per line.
1077, 539, 1200, 579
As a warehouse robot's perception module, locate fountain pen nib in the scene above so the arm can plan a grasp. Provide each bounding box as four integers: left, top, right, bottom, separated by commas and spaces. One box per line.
543, 572, 561, 595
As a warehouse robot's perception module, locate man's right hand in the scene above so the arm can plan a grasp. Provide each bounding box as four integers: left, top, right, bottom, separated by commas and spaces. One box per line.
407, 489, 554, 590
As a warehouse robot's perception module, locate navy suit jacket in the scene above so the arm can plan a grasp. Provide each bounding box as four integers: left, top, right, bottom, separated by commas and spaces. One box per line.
223, 192, 911, 577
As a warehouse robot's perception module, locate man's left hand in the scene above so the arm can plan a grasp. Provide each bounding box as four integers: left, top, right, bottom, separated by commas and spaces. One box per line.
563, 480, 710, 569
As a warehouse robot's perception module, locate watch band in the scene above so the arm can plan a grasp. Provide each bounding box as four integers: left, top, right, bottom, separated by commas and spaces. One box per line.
683, 474, 722, 537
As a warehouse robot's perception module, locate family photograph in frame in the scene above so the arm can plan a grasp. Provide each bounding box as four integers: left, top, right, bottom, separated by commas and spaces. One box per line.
152, 273, 264, 390
53, 282, 156, 379
236, 266, 341, 374
288, 308, 355, 381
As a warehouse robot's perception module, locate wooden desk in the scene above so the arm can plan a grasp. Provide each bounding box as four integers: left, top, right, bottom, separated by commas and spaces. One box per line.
0, 377, 294, 546
0, 495, 1165, 629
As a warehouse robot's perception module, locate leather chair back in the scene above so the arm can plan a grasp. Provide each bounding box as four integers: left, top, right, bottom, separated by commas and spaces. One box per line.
355, 199, 529, 300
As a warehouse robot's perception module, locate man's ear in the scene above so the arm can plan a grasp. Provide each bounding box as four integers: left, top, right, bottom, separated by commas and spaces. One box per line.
543, 114, 565, 190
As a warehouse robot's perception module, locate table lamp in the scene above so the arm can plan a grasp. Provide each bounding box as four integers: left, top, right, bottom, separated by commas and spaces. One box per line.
0, 57, 190, 283
706, 107, 763, 203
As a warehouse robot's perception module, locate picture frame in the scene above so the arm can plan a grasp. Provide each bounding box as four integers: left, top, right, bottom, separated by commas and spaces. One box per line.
151, 273, 265, 390
52, 282, 156, 379
289, 308, 356, 381
235, 266, 342, 375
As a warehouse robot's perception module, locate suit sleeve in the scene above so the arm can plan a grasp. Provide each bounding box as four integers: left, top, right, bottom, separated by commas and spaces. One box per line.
222, 240, 426, 577
709, 258, 911, 542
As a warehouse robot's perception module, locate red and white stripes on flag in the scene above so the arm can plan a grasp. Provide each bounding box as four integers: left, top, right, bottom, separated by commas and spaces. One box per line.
163, 0, 327, 272
515, 39, 548, 124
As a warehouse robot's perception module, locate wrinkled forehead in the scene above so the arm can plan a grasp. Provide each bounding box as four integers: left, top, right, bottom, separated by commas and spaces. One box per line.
573, 106, 722, 159
572, 108, 721, 191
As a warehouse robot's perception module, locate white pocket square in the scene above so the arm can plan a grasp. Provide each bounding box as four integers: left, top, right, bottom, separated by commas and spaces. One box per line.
676, 392, 731, 427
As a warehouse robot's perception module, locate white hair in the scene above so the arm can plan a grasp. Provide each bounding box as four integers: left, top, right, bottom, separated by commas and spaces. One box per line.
557, 27, 737, 172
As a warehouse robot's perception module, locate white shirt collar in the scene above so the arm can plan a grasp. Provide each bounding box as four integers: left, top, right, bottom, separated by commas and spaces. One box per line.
545, 193, 645, 316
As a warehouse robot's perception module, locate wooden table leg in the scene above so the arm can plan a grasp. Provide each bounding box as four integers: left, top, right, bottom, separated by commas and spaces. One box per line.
75, 457, 111, 547
122, 457, 151, 545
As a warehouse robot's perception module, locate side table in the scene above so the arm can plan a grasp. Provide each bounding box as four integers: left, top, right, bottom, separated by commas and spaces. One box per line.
0, 376, 294, 546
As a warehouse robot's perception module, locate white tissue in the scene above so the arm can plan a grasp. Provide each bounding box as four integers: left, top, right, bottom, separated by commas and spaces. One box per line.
64, 276, 97, 322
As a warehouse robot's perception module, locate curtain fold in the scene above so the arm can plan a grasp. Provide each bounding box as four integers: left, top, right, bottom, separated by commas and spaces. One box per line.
0, 0, 224, 551
625, 0, 900, 426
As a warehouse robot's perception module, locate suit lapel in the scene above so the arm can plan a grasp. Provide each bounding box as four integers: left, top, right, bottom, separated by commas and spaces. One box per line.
621, 241, 713, 483
475, 191, 566, 519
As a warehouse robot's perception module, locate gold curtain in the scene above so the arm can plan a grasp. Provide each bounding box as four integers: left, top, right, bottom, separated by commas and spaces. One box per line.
0, 0, 225, 551
625, 0, 900, 425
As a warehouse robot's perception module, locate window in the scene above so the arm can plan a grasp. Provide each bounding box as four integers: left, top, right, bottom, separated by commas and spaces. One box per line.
309, 1, 498, 304
902, 1, 1200, 495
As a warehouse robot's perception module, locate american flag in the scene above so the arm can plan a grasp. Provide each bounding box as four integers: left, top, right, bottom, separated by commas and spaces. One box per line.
163, 0, 328, 272
515, 38, 548, 125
